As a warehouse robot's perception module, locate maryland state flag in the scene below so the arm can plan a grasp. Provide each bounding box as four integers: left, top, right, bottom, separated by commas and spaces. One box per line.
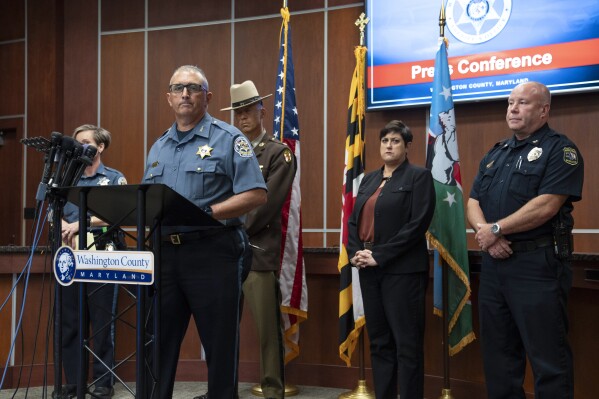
425, 38, 475, 355
338, 45, 367, 367
273, 7, 308, 364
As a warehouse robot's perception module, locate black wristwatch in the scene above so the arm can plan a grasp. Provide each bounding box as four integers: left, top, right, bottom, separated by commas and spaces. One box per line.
203, 205, 213, 217
491, 222, 502, 237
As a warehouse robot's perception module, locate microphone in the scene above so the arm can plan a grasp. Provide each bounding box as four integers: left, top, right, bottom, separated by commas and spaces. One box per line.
20, 136, 52, 152
51, 136, 77, 188
61, 141, 84, 187
69, 144, 97, 186
35, 132, 62, 201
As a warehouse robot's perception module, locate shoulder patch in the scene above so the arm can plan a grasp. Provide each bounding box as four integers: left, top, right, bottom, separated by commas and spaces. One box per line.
118, 176, 128, 185
283, 148, 293, 164
234, 136, 254, 158
563, 147, 578, 166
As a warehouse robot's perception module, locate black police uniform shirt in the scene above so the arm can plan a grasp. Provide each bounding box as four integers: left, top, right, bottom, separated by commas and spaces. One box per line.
470, 123, 583, 241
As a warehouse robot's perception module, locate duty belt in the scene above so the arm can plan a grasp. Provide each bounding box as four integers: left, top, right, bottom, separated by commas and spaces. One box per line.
162, 226, 238, 245
510, 235, 553, 252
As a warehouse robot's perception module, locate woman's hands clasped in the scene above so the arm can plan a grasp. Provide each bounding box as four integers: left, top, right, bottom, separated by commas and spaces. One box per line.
351, 249, 378, 268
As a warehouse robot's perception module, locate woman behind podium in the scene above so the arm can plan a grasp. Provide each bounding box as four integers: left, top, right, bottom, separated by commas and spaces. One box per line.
57, 124, 127, 399
347, 120, 435, 399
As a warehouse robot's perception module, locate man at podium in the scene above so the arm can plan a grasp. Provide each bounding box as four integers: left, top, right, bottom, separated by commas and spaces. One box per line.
143, 65, 267, 399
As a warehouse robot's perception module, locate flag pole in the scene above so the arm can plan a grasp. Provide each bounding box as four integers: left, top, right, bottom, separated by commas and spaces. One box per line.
437, 3, 456, 399
279, 4, 300, 396
440, 259, 454, 399
338, 12, 374, 399
427, 1, 476, 396
251, 0, 307, 397
338, 333, 373, 399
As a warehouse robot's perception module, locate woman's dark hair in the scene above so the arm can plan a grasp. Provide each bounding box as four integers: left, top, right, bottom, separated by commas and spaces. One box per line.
379, 120, 413, 144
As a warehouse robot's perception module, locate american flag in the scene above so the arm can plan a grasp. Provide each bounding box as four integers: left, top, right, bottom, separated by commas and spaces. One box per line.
273, 6, 308, 364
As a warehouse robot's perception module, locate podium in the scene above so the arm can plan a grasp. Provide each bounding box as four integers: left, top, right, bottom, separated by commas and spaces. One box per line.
56, 183, 220, 398
63, 183, 222, 229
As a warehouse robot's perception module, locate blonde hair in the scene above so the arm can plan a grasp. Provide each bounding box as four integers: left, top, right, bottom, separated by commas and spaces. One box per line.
72, 124, 112, 150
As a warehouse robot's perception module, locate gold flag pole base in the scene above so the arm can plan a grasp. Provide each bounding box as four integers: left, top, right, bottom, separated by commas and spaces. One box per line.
439, 388, 455, 399
251, 383, 299, 397
337, 380, 375, 399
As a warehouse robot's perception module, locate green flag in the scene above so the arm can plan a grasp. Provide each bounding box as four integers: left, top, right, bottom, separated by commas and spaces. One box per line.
425, 38, 475, 355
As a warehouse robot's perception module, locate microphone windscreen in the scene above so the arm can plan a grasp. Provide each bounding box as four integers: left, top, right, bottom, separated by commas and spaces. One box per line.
61, 136, 76, 154
83, 144, 98, 158
72, 141, 83, 157
79, 144, 97, 166
50, 131, 63, 145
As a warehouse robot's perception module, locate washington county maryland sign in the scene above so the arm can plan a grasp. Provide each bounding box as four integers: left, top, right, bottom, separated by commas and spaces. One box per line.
53, 246, 154, 286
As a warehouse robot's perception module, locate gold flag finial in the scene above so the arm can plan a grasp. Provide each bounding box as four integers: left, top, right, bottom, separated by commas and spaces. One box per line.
355, 12, 370, 46
439, 1, 446, 37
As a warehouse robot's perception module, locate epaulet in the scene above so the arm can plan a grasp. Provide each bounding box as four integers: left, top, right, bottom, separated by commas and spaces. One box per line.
211, 118, 238, 137
157, 129, 170, 139
546, 129, 560, 138
493, 138, 510, 148
211, 118, 229, 130
268, 137, 288, 147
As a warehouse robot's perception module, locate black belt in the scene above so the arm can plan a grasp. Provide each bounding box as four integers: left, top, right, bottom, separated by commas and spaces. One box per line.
363, 241, 374, 250
510, 236, 553, 252
162, 226, 238, 245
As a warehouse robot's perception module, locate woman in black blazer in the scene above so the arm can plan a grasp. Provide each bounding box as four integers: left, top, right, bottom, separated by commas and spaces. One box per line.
348, 120, 435, 399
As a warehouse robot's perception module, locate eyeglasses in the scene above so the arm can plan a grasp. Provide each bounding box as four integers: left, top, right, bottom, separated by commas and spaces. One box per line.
168, 83, 206, 94
381, 137, 403, 145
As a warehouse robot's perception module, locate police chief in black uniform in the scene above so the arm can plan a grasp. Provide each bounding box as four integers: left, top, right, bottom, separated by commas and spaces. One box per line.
467, 81, 584, 399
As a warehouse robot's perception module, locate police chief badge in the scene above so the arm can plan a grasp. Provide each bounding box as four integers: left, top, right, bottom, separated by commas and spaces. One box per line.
527, 147, 542, 162
197, 144, 213, 159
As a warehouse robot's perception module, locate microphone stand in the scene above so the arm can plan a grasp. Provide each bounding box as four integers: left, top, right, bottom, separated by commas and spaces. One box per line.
50, 187, 66, 397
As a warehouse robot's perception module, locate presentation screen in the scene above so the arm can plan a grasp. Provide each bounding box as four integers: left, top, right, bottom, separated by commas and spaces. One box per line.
366, 0, 599, 109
